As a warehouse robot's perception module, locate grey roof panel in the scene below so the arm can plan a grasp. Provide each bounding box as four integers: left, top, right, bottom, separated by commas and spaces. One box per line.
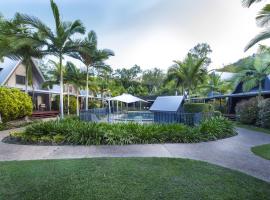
0, 58, 20, 85
149, 96, 184, 112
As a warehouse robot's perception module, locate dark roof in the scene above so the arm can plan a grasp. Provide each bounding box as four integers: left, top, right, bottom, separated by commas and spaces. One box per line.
150, 96, 184, 112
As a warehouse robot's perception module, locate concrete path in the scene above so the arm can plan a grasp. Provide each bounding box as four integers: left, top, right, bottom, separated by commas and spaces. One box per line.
1, 127, 270, 182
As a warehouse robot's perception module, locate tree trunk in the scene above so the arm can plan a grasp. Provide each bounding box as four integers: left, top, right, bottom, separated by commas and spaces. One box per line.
59, 54, 64, 119
76, 90, 79, 116
67, 84, 70, 115
85, 65, 89, 111
25, 65, 29, 94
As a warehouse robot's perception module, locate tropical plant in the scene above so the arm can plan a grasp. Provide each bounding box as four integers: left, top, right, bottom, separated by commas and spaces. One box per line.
13, 116, 236, 145
243, 0, 270, 50
199, 72, 233, 96
0, 17, 44, 94
0, 87, 32, 122
74, 31, 114, 110
167, 54, 207, 95
15, 0, 86, 118
221, 54, 270, 98
65, 62, 86, 116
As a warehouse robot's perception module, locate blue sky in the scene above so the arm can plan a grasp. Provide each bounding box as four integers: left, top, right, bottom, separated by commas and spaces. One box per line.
0, 0, 265, 70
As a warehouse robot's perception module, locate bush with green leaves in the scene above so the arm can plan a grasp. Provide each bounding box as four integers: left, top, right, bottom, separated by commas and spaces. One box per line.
0, 87, 32, 122
257, 98, 270, 128
183, 103, 214, 113
53, 95, 77, 114
235, 97, 259, 125
10, 116, 236, 145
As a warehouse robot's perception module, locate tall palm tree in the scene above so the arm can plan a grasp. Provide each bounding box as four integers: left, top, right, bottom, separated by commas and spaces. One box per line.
65, 62, 86, 116
0, 18, 44, 94
74, 31, 114, 110
15, 0, 86, 118
167, 54, 206, 96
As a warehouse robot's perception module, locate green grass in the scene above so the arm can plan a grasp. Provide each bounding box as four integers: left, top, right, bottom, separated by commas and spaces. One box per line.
0, 158, 269, 200
236, 123, 270, 134
252, 144, 270, 160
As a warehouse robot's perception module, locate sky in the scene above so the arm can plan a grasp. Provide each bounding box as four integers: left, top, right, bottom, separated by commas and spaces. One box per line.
0, 0, 267, 71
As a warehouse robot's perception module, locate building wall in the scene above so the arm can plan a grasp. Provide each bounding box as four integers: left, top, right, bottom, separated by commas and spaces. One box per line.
5, 62, 44, 90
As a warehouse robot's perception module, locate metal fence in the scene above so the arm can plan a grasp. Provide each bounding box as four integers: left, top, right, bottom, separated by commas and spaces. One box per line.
80, 108, 213, 126
153, 112, 213, 126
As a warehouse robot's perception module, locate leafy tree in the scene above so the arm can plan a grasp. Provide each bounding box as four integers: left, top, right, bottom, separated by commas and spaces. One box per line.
0, 17, 44, 94
167, 54, 207, 95
15, 0, 86, 118
74, 31, 114, 111
220, 53, 270, 98
66, 62, 86, 116
188, 43, 212, 67
142, 68, 165, 95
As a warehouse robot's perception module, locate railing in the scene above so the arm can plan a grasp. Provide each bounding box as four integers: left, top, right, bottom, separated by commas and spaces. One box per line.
80, 108, 214, 126
153, 112, 214, 126
80, 108, 108, 122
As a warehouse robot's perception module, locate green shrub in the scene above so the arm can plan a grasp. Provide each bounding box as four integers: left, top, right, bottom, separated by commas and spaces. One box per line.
199, 116, 236, 140
0, 87, 32, 122
13, 117, 236, 145
235, 97, 259, 125
53, 95, 77, 114
257, 98, 270, 128
183, 103, 214, 113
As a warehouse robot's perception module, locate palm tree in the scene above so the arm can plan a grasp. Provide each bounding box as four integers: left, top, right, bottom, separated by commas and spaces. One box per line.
199, 72, 233, 96
167, 54, 206, 96
66, 62, 86, 116
243, 0, 270, 50
74, 31, 114, 110
220, 54, 270, 98
0, 18, 44, 94
15, 0, 86, 118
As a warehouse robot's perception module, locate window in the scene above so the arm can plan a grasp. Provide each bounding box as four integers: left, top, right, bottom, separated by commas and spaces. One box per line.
16, 75, 26, 85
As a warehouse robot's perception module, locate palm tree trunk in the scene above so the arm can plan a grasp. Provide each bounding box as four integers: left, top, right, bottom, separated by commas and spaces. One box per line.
76, 90, 79, 116
85, 65, 89, 111
258, 81, 262, 99
25, 65, 29, 94
59, 54, 64, 119
67, 84, 70, 115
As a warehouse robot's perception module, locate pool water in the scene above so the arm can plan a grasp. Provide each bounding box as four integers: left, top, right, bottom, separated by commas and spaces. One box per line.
113, 111, 154, 122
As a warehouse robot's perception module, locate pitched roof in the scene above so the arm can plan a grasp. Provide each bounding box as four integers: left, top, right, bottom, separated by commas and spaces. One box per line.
0, 58, 21, 85
150, 96, 184, 112
0, 58, 46, 85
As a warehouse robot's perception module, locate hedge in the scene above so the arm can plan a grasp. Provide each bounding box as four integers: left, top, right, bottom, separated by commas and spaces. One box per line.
235, 98, 259, 125
8, 116, 236, 145
257, 99, 270, 128
183, 103, 214, 113
0, 87, 32, 122
53, 95, 77, 114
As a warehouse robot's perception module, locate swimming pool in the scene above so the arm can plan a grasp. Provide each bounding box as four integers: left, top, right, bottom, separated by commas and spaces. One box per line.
112, 111, 154, 123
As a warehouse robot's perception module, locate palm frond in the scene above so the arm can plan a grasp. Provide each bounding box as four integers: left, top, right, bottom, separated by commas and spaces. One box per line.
242, 0, 263, 7
256, 4, 270, 27
245, 29, 270, 51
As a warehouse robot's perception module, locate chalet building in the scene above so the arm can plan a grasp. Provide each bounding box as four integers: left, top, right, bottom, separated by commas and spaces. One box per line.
0, 58, 98, 114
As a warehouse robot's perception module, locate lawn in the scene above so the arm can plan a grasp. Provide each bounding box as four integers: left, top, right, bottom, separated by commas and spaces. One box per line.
0, 158, 269, 200
236, 123, 270, 135
252, 144, 270, 160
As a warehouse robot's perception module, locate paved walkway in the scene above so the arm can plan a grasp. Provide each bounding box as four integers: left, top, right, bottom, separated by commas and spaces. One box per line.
1, 127, 270, 182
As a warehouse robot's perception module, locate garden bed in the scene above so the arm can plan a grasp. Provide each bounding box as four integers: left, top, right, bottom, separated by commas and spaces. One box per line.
3, 116, 236, 145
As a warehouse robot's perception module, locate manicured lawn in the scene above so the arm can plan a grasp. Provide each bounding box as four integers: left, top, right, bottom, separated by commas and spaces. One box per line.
252, 144, 270, 160
236, 123, 270, 135
0, 158, 269, 200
